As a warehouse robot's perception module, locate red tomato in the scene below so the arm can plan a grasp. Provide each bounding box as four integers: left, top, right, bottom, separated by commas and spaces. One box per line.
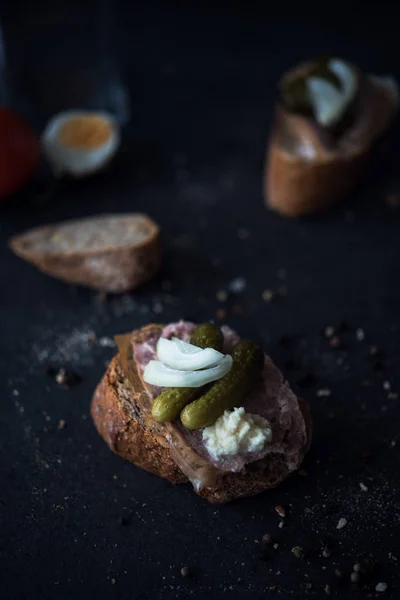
0, 107, 40, 200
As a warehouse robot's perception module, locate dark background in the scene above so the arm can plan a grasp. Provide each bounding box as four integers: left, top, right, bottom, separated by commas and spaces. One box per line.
1, 2, 400, 599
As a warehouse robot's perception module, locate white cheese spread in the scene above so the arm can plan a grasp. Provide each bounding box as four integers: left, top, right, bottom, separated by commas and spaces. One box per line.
202, 407, 272, 461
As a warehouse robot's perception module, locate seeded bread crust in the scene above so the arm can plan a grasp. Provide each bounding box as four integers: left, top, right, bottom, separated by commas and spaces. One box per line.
9, 213, 161, 293
90, 324, 312, 503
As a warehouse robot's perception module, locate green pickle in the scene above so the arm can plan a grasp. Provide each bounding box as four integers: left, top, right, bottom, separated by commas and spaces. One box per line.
152, 387, 200, 423
180, 340, 264, 430
281, 78, 311, 116
190, 323, 223, 351
151, 323, 223, 423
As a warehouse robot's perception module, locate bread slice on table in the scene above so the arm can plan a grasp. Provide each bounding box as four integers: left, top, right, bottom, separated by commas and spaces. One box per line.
9, 213, 161, 293
91, 323, 312, 503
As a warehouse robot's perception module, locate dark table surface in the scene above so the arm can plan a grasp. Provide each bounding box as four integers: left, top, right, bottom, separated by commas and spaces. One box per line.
1, 3, 400, 599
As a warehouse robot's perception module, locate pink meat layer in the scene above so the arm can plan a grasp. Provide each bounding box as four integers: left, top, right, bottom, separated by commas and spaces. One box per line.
133, 321, 308, 474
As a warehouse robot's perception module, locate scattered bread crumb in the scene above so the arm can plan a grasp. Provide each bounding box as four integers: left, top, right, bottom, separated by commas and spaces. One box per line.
262, 290, 274, 302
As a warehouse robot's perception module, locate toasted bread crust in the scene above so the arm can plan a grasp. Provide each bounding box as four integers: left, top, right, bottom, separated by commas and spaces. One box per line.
91, 325, 312, 503
91, 355, 186, 484
9, 214, 161, 293
265, 131, 367, 217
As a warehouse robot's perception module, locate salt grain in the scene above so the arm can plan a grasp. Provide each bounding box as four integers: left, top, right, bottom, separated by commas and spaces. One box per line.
32, 328, 97, 366
317, 389, 331, 398
383, 381, 391, 391
336, 517, 348, 530
356, 328, 365, 341
359, 482, 368, 492
110, 294, 138, 317
229, 277, 247, 294
99, 337, 116, 348
375, 582, 388, 593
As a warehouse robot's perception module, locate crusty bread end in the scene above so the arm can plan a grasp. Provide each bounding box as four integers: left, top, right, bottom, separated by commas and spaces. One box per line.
9, 213, 161, 293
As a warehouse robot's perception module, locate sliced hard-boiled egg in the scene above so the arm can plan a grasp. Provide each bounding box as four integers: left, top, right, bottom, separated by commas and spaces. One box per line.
41, 110, 120, 177
143, 355, 233, 388
157, 337, 224, 371
307, 58, 358, 127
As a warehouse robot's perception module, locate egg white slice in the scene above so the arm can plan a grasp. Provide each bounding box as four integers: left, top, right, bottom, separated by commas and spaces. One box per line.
143, 355, 233, 388
306, 59, 358, 127
157, 337, 224, 371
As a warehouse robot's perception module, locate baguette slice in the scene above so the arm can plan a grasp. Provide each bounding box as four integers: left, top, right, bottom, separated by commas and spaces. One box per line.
9, 213, 161, 293
265, 66, 398, 217
91, 324, 312, 503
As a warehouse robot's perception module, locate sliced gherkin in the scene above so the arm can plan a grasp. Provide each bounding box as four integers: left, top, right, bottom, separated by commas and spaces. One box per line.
152, 386, 201, 423
180, 340, 264, 430
190, 323, 223, 352
151, 323, 223, 423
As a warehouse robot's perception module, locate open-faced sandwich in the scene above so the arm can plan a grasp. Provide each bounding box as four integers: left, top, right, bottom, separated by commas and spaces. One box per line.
91, 321, 311, 503
265, 56, 398, 217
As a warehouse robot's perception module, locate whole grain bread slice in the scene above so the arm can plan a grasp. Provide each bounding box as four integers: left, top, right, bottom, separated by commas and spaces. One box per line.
91, 325, 312, 503
9, 213, 161, 293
